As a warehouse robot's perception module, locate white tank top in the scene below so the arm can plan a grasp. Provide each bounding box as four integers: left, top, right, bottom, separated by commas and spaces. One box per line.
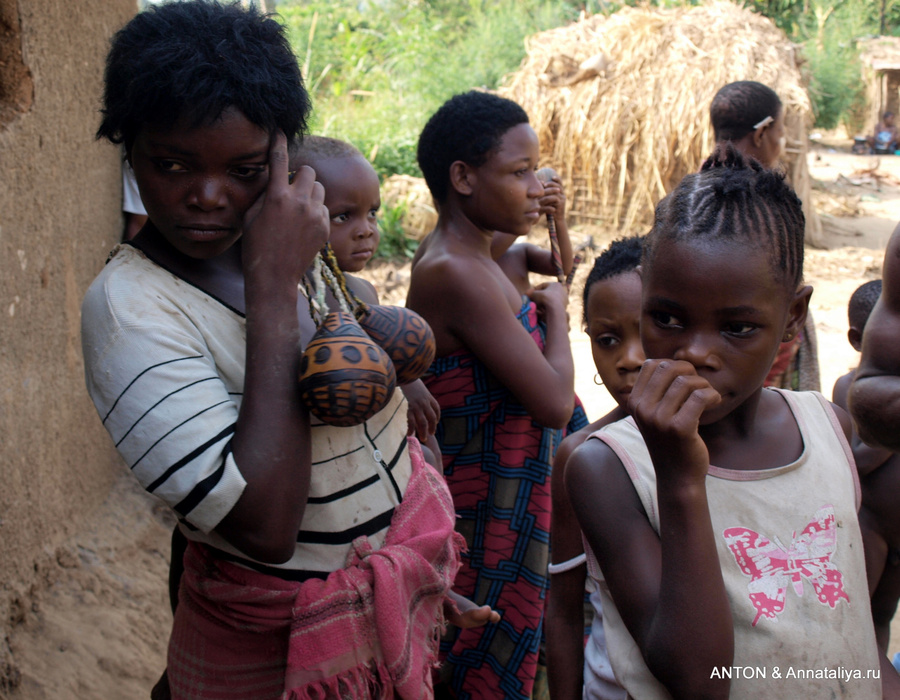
582, 389, 881, 699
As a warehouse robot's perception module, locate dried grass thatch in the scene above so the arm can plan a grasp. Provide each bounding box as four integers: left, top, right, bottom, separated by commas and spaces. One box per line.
381, 174, 438, 240
500, 1, 823, 245
858, 37, 900, 137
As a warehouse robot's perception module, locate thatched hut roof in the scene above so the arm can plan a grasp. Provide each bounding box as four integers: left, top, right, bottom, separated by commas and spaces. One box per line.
858, 37, 900, 137
500, 1, 822, 245
860, 36, 900, 71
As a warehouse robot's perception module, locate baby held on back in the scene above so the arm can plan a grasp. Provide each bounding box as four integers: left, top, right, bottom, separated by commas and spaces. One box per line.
290, 134, 501, 630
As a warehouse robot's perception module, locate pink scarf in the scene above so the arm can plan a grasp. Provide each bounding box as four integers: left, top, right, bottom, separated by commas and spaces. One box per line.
167, 439, 463, 700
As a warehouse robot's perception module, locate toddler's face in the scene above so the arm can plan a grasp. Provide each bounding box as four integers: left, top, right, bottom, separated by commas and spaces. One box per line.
586, 271, 644, 407
129, 107, 270, 260
314, 154, 381, 273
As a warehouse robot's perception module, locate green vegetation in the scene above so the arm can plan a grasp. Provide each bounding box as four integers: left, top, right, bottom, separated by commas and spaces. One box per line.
280, 0, 899, 161
274, 0, 897, 257
278, 0, 581, 180
376, 201, 418, 259
746, 0, 897, 131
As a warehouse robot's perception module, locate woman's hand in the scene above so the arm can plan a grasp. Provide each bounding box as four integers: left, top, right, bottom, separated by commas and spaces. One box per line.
538, 174, 566, 219
529, 280, 568, 313
241, 132, 329, 289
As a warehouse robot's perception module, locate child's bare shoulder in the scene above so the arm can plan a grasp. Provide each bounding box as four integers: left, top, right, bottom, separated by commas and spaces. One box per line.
345, 273, 379, 305
566, 432, 625, 488
412, 244, 502, 302
565, 433, 654, 553
558, 407, 628, 464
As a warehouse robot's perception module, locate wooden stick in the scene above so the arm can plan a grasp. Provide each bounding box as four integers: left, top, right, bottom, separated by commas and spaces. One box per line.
536, 167, 565, 284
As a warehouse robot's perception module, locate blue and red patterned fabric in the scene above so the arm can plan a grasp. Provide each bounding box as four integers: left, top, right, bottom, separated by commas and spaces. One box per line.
424, 299, 567, 699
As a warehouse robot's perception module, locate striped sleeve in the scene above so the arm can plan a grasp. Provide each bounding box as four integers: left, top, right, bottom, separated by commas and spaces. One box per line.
82, 269, 246, 534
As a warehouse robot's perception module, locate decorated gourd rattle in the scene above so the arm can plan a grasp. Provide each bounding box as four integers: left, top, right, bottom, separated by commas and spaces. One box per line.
298, 245, 436, 426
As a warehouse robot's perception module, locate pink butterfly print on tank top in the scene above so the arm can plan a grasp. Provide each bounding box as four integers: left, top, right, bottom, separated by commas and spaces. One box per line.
722, 505, 849, 626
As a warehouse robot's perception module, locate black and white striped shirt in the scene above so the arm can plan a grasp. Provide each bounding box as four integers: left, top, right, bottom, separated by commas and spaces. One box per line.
81, 245, 411, 577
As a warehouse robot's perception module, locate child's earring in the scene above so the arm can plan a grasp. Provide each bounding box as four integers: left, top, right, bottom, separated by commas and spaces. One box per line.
782, 331, 795, 343
593, 373, 604, 386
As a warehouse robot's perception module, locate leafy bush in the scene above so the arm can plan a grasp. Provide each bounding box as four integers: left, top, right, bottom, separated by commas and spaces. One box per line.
279, 0, 578, 179
376, 201, 417, 260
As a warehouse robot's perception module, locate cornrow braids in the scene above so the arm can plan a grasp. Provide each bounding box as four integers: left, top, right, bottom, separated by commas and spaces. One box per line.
644, 144, 805, 292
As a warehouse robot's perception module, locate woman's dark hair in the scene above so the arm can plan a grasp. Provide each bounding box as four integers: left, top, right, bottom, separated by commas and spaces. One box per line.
709, 81, 782, 143
417, 91, 529, 204
97, 0, 309, 151
582, 236, 644, 325
644, 144, 805, 291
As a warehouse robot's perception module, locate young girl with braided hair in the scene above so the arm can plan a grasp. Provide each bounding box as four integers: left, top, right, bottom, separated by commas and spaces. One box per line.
566, 145, 895, 699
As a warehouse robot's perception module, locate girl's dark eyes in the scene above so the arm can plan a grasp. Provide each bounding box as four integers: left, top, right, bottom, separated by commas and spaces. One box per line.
594, 334, 620, 348
724, 322, 757, 337
332, 212, 351, 223
156, 159, 186, 173
650, 311, 681, 329
153, 160, 266, 180
231, 165, 266, 179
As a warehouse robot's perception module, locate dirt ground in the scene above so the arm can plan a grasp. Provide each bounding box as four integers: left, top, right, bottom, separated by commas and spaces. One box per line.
3, 141, 899, 699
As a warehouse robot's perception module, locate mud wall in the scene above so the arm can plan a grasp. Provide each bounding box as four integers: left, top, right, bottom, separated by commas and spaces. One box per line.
0, 0, 135, 653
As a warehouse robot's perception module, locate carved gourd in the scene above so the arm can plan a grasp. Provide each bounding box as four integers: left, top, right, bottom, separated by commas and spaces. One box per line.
356, 305, 437, 384
298, 311, 397, 426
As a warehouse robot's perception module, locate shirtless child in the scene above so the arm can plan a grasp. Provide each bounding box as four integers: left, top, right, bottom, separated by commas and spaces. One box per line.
851, 224, 900, 451
849, 230, 900, 659
408, 91, 574, 699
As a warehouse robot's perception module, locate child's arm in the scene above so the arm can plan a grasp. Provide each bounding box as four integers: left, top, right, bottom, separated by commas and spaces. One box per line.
547, 407, 628, 700
401, 379, 440, 442
834, 371, 894, 476
345, 273, 379, 305
216, 135, 330, 563
546, 429, 592, 700
851, 226, 900, 451
567, 360, 731, 700
419, 432, 443, 475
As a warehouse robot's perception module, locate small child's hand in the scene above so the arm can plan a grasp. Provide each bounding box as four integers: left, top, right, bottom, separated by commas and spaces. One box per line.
628, 359, 721, 486
538, 175, 566, 219
401, 380, 441, 440
444, 590, 501, 629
